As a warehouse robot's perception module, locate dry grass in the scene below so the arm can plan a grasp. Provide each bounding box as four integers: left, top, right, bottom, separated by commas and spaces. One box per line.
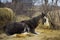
0, 15, 60, 40
16, 15, 30, 22
0, 29, 60, 40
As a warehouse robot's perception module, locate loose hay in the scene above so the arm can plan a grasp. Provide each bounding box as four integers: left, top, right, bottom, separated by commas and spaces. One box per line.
10, 32, 34, 38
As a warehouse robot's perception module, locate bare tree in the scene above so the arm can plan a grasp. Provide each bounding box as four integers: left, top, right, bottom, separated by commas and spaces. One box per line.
0, 2, 5, 7
55, 0, 58, 6
44, 0, 48, 5
52, 0, 54, 5
41, 0, 44, 4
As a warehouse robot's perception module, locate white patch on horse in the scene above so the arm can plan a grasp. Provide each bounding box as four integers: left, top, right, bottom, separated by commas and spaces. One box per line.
44, 16, 50, 26
24, 24, 30, 33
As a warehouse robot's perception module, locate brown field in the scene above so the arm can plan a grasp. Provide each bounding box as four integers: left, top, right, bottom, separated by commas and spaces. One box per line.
0, 29, 60, 40
0, 15, 60, 40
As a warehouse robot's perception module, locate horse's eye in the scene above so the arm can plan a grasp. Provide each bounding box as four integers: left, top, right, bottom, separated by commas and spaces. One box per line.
42, 18, 46, 24
43, 19, 46, 22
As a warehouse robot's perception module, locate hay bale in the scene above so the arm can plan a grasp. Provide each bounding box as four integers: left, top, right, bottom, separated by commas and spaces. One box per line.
0, 7, 16, 29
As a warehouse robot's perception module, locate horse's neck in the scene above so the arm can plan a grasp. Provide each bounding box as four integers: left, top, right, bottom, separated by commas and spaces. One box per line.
32, 15, 41, 23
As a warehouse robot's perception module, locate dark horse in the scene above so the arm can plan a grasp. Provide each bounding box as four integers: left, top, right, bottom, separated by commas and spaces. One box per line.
4, 13, 46, 35
21, 13, 46, 34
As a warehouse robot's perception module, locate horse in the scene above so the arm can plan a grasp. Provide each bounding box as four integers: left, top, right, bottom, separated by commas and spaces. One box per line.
4, 12, 47, 35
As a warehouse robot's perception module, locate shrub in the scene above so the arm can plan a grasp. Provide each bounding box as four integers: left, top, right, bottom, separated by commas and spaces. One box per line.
47, 10, 60, 29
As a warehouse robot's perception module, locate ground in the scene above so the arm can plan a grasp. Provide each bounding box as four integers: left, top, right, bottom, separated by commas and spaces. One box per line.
0, 15, 60, 40
0, 29, 60, 40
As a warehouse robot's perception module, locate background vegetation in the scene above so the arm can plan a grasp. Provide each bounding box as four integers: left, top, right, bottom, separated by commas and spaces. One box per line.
0, 0, 60, 40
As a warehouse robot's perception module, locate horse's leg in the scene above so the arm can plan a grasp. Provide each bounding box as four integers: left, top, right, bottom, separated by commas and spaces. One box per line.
30, 28, 38, 34
24, 25, 30, 32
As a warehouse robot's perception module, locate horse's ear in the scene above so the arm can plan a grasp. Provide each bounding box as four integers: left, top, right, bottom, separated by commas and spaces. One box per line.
41, 12, 44, 15
41, 12, 47, 17
41, 12, 45, 16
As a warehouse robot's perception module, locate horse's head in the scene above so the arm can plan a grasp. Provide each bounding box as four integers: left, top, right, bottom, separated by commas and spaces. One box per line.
40, 12, 50, 29
41, 12, 47, 18
41, 12, 49, 25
